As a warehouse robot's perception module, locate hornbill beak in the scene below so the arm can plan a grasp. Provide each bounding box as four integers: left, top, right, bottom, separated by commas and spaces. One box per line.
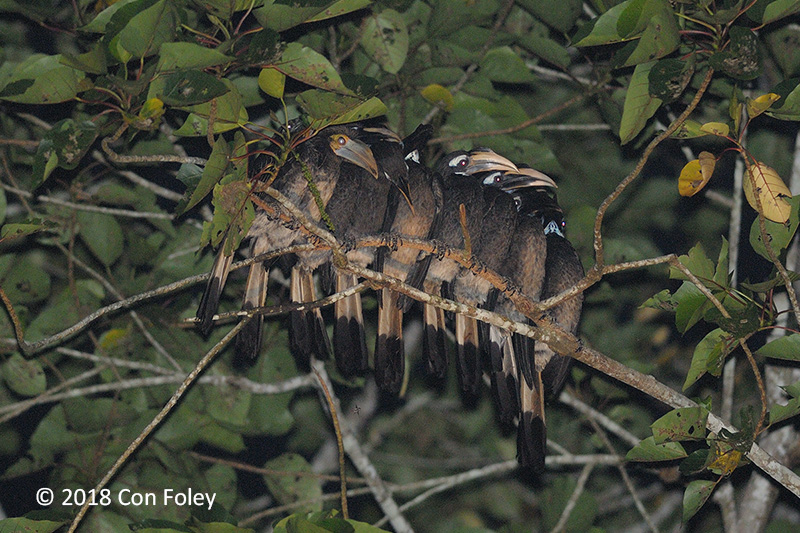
364, 126, 414, 209
496, 168, 558, 190
465, 149, 520, 174
329, 133, 379, 179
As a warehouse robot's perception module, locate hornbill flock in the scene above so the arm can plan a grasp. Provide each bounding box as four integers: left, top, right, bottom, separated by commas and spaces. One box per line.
196, 120, 584, 471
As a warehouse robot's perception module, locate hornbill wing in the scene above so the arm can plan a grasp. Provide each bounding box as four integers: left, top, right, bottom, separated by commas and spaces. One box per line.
538, 232, 584, 396
196, 123, 378, 363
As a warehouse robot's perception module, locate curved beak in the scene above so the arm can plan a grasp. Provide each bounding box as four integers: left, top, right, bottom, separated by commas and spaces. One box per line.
499, 168, 557, 190
466, 149, 520, 174
330, 135, 379, 179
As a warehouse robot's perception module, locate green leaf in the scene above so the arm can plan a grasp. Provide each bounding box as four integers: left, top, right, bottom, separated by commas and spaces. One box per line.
683, 479, 717, 522
0, 218, 57, 240
1, 254, 51, 304
156, 42, 233, 72
24, 281, 104, 344
296, 90, 387, 128
0, 188, 5, 225
258, 67, 286, 99
572, 1, 629, 46
263, 453, 323, 513
749, 195, 800, 260
480, 46, 537, 83
649, 58, 693, 102
173, 79, 249, 136
615, 4, 679, 67
254, 0, 370, 31
710, 26, 761, 80
206, 382, 252, 428
107, 0, 178, 60
2, 353, 46, 397
651, 407, 708, 444
304, 0, 372, 23
757, 333, 800, 361
0, 517, 66, 533
671, 119, 709, 139
0, 54, 89, 104
626, 436, 688, 461
195, 0, 265, 18
767, 77, 800, 120
517, 0, 582, 33
362, 9, 408, 74
671, 242, 715, 282
77, 211, 124, 266
31, 119, 98, 187
619, 61, 663, 144
201, 178, 254, 254
747, 0, 800, 24
177, 139, 231, 216
672, 281, 710, 333
277, 42, 353, 95
235, 27, 282, 66
517, 32, 571, 70
159, 70, 230, 106
683, 328, 730, 390
713, 237, 730, 288
770, 379, 800, 424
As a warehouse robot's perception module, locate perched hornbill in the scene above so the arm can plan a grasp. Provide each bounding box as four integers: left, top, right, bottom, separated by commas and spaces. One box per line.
195, 122, 381, 362
403, 149, 554, 393
485, 170, 584, 471
373, 125, 444, 393
297, 123, 413, 378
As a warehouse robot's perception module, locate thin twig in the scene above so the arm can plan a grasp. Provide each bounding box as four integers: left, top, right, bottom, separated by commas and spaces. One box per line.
67, 319, 249, 532
593, 68, 715, 268
550, 462, 595, 533
312, 364, 349, 519
311, 360, 415, 533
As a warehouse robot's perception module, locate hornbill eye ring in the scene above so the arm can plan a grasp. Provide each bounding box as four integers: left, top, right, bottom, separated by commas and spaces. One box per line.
482, 171, 503, 185
331, 134, 349, 146
449, 154, 469, 169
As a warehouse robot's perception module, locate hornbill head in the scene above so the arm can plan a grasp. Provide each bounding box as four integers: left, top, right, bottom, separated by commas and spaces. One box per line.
327, 131, 380, 179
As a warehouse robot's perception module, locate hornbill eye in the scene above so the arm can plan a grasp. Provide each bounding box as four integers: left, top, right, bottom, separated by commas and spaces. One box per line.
481, 171, 503, 186
449, 154, 469, 169
330, 133, 350, 147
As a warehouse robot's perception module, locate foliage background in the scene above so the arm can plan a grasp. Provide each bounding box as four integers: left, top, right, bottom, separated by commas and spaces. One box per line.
1, 0, 800, 531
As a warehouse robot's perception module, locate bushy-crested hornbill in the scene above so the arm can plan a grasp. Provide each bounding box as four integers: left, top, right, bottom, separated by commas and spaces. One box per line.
485, 170, 584, 471
404, 149, 555, 394
196, 123, 381, 362
373, 125, 444, 394
300, 124, 412, 378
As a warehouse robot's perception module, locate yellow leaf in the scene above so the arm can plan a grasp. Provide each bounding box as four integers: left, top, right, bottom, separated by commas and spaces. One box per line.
699, 122, 730, 137
258, 67, 286, 99
421, 84, 454, 111
744, 161, 793, 223
98, 328, 129, 349
708, 448, 742, 477
140, 97, 164, 119
678, 152, 715, 197
746, 93, 780, 119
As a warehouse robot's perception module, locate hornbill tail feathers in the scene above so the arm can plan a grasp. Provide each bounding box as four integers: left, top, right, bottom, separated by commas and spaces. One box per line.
196, 249, 233, 337
375, 288, 405, 393
333, 271, 368, 377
